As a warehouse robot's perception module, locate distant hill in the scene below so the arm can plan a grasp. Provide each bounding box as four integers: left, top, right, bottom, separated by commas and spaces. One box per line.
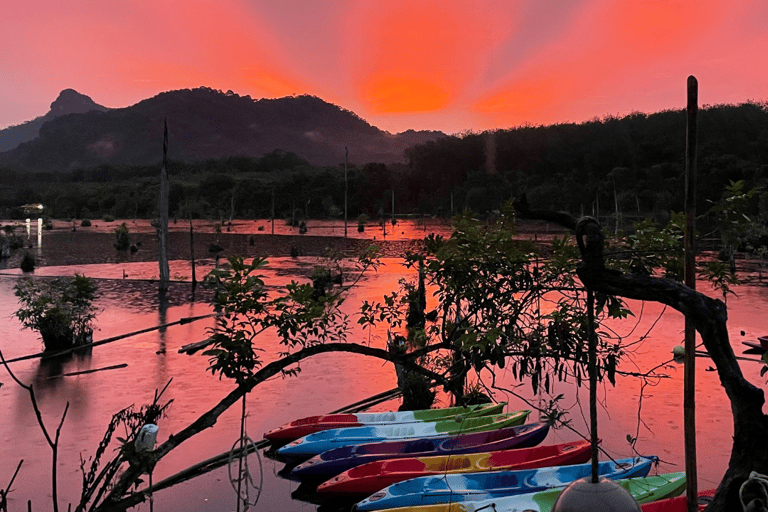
0, 87, 446, 171
0, 89, 109, 152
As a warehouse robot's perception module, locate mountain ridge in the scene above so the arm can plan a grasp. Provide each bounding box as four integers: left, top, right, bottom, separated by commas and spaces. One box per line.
0, 87, 446, 171
0, 89, 109, 152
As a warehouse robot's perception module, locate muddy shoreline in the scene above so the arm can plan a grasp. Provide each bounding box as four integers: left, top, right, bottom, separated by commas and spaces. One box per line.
1, 218, 564, 268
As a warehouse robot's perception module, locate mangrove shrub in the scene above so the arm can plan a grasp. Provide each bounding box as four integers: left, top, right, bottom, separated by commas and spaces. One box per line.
14, 274, 98, 351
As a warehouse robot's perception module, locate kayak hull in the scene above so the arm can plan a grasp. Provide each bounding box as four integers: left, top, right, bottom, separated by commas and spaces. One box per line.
278, 410, 530, 459
640, 488, 716, 511
291, 422, 549, 480
354, 456, 658, 510
356, 473, 686, 512
318, 439, 594, 496
265, 402, 506, 444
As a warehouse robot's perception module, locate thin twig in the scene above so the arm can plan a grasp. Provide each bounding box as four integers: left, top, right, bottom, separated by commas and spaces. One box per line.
3, 460, 23, 496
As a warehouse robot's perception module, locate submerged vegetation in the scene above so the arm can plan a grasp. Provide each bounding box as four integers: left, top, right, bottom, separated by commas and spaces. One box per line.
14, 274, 98, 351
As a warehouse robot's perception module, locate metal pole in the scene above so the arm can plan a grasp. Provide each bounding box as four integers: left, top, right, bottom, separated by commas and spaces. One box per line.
684, 75, 699, 512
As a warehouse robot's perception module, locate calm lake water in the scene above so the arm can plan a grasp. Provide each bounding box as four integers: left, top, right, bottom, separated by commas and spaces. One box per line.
1, 219, 766, 511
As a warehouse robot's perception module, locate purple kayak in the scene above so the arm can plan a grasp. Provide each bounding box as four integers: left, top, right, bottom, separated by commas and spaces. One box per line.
291, 421, 549, 481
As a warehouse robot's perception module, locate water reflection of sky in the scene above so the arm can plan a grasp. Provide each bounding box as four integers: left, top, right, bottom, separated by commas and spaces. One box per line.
1, 226, 767, 509
0, 258, 415, 511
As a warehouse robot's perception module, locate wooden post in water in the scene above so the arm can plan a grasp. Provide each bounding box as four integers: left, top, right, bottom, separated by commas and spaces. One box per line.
391, 189, 395, 225
344, 146, 348, 239
189, 215, 196, 287
684, 75, 699, 512
158, 119, 170, 291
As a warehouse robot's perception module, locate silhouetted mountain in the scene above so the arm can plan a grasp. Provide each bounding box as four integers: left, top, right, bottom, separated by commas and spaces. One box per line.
0, 87, 446, 171
0, 89, 109, 152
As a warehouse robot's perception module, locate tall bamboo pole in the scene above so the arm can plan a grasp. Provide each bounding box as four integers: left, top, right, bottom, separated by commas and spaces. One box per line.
684, 75, 699, 512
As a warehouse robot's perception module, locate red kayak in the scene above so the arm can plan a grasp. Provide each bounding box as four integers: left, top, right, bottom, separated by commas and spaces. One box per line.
640, 488, 715, 511
316, 439, 593, 497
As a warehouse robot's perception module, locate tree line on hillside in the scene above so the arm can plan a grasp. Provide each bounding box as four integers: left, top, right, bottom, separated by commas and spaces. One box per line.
1, 102, 766, 238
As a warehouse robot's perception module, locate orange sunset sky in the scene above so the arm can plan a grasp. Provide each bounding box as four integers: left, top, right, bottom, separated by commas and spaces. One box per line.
2, 0, 767, 134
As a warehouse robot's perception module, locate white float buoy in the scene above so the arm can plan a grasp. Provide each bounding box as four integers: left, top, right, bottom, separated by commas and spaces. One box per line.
551, 477, 641, 512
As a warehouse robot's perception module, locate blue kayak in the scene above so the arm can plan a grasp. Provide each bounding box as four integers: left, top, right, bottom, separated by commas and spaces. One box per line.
353, 472, 685, 512
291, 422, 549, 479
278, 410, 530, 459
354, 455, 658, 511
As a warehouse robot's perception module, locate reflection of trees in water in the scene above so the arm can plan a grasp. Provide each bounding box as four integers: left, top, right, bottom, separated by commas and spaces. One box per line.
96, 280, 213, 314
31, 349, 92, 393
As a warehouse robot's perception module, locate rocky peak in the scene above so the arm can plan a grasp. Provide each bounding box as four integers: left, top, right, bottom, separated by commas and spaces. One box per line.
48, 89, 107, 117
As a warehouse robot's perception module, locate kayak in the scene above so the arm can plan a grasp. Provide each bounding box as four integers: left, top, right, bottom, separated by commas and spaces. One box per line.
278, 410, 531, 459
317, 439, 593, 496
291, 422, 549, 480
640, 488, 716, 511
264, 402, 506, 444
352, 473, 686, 512
355, 455, 658, 510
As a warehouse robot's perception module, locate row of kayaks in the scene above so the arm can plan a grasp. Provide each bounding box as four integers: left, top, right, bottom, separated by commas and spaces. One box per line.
264, 401, 508, 443
264, 402, 710, 511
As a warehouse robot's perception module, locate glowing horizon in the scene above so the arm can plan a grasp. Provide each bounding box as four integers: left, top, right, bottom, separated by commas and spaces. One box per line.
2, 0, 767, 135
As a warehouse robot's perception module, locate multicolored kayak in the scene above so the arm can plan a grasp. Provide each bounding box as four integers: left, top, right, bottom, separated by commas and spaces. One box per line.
277, 410, 531, 459
640, 488, 715, 511
353, 473, 686, 512
317, 439, 592, 496
354, 456, 657, 510
291, 422, 549, 480
265, 402, 507, 444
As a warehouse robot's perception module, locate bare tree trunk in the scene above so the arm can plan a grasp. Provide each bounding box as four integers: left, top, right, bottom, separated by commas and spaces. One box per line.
158, 120, 170, 291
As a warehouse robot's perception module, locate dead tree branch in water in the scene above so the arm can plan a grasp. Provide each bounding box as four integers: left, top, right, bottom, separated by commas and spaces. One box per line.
514, 197, 768, 511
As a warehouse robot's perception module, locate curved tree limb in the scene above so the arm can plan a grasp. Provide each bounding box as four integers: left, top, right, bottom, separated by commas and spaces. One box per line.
95, 342, 456, 511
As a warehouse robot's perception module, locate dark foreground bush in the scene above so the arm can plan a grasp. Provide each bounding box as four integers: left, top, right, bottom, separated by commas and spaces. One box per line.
14, 274, 98, 351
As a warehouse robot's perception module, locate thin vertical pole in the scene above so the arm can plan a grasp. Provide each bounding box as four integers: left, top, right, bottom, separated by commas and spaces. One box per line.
158, 119, 170, 291
271, 188, 275, 235
392, 189, 395, 224
684, 75, 699, 512
188, 214, 196, 287
344, 147, 348, 239
587, 288, 599, 483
